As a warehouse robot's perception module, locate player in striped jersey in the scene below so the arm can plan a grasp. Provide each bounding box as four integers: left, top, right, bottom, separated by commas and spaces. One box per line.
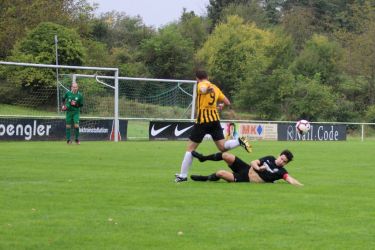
175, 70, 251, 182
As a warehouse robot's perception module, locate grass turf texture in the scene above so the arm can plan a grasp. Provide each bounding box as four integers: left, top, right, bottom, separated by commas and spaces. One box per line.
1, 140, 374, 249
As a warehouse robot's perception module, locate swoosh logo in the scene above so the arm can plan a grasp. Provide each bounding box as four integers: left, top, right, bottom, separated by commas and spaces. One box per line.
174, 125, 194, 137
151, 124, 171, 136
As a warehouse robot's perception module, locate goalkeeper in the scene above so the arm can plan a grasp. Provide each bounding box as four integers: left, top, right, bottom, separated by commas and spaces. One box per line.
62, 82, 84, 144
190, 150, 303, 186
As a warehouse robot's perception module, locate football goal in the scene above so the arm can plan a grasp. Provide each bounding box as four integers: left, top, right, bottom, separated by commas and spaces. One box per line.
0, 61, 122, 141
0, 61, 197, 140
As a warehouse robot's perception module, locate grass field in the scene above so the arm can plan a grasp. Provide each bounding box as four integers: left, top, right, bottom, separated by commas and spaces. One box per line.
1, 140, 374, 249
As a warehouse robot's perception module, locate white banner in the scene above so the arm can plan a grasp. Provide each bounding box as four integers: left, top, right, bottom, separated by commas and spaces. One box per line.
238, 123, 278, 140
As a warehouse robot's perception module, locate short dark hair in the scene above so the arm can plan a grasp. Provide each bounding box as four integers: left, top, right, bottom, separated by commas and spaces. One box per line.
281, 149, 293, 162
195, 70, 208, 80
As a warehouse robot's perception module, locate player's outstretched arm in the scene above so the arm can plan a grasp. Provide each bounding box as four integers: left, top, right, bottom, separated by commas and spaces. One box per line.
284, 175, 304, 186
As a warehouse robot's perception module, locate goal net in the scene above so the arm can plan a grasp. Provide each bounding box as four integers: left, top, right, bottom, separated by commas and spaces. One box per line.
61, 74, 196, 120
118, 77, 195, 119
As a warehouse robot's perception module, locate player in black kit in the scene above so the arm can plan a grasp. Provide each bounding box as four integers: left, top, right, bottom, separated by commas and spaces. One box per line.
190, 150, 303, 186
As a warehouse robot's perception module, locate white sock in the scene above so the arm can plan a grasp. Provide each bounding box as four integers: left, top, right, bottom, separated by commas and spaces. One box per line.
224, 139, 240, 150
179, 151, 193, 178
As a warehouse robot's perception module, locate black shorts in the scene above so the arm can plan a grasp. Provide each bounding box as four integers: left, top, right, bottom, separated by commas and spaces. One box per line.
189, 121, 224, 143
228, 157, 250, 182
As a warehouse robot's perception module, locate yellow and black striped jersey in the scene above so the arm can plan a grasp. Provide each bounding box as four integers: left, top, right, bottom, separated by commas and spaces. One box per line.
196, 80, 226, 124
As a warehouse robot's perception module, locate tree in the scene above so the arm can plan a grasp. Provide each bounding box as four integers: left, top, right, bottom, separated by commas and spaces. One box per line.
283, 75, 339, 121
365, 105, 375, 123
291, 35, 343, 87
90, 11, 155, 49
6, 22, 85, 89
219, 1, 269, 28
197, 16, 294, 118
207, 0, 248, 29
262, 0, 284, 25
338, 1, 375, 107
140, 25, 194, 79
177, 9, 211, 50
0, 0, 94, 59
281, 6, 315, 51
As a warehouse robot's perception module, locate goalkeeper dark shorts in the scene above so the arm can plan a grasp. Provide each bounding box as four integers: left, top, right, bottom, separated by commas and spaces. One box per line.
228, 157, 250, 182
189, 121, 224, 143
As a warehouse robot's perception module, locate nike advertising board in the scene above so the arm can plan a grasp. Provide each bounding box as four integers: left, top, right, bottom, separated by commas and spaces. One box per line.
149, 121, 195, 140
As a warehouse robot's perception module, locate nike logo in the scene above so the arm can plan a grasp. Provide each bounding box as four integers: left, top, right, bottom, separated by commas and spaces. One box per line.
174, 125, 194, 137
151, 124, 171, 136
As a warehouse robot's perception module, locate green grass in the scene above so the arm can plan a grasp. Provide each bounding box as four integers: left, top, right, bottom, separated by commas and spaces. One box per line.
0, 104, 58, 117
1, 140, 374, 249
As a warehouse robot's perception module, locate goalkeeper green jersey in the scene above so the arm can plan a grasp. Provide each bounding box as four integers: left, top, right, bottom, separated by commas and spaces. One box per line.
63, 91, 83, 111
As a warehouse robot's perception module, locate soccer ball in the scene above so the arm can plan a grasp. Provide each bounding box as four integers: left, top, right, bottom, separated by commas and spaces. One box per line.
296, 120, 311, 134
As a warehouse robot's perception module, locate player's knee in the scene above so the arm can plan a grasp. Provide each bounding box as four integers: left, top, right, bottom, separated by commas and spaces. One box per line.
74, 124, 79, 128
222, 152, 231, 160
216, 170, 226, 177
216, 141, 226, 152
66, 125, 71, 129
222, 152, 235, 164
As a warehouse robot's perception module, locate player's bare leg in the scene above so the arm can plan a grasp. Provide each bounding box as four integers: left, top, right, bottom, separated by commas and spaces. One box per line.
215, 170, 235, 182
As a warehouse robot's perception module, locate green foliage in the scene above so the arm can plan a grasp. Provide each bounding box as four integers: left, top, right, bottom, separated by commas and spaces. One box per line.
219, 1, 269, 28
365, 105, 375, 123
207, 0, 249, 28
0, 0, 94, 59
197, 16, 270, 95
82, 39, 110, 67
110, 47, 149, 77
6, 22, 85, 90
90, 12, 154, 49
281, 6, 315, 51
284, 75, 339, 121
178, 10, 211, 50
291, 35, 343, 87
140, 25, 194, 79
197, 16, 294, 119
263, 0, 284, 24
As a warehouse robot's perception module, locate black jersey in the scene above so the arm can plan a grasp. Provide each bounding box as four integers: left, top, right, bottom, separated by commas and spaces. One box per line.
255, 156, 288, 183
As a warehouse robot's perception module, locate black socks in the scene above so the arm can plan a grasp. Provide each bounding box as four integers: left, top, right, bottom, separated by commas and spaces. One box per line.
192, 151, 223, 162
206, 152, 223, 161
208, 173, 220, 181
